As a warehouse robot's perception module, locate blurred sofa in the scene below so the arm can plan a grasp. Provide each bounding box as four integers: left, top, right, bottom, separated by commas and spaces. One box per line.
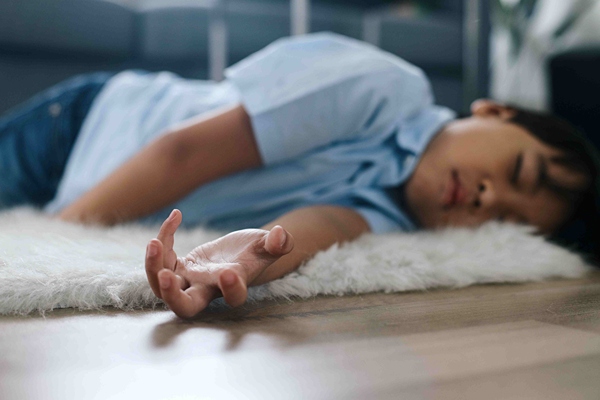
0, 0, 465, 114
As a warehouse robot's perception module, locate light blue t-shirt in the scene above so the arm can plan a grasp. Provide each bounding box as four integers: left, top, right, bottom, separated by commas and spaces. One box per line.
45, 32, 456, 233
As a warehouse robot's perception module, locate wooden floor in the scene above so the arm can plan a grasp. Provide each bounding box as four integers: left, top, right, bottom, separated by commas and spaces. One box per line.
1, 271, 600, 400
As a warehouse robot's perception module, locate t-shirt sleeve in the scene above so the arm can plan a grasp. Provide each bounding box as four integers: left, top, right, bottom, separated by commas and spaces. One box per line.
224, 32, 433, 165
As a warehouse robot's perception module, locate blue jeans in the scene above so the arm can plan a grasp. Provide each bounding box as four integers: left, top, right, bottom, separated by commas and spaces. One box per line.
0, 72, 112, 208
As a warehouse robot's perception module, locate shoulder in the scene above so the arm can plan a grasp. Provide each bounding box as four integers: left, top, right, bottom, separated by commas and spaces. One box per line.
227, 32, 428, 84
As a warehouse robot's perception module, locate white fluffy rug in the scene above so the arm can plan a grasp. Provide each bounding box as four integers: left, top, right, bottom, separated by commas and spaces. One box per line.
0, 208, 592, 316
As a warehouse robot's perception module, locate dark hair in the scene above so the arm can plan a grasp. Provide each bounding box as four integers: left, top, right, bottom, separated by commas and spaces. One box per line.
507, 106, 600, 265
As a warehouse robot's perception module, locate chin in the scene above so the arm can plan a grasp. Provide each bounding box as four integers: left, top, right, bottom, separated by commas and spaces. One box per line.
415, 210, 444, 230
444, 215, 483, 229
426, 209, 465, 229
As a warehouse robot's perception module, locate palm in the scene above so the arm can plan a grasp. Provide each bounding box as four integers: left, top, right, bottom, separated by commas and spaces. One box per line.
145, 210, 293, 318
175, 229, 281, 287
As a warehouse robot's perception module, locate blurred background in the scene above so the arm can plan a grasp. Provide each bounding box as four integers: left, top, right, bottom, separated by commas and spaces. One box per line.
0, 0, 598, 139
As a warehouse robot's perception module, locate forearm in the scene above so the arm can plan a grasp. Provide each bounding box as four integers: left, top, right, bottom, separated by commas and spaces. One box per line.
251, 206, 370, 286
59, 136, 185, 225
60, 104, 261, 225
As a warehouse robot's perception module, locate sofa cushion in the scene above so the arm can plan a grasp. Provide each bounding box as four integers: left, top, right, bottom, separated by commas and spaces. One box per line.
0, 0, 135, 57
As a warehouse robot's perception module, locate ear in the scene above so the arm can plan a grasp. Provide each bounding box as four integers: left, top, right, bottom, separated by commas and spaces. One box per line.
470, 99, 517, 120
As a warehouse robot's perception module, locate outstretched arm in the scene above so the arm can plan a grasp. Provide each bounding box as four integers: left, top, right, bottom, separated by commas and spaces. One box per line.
59, 104, 260, 225
145, 206, 370, 318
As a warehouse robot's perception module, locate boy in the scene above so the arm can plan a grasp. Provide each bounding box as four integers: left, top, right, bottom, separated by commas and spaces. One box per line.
1, 33, 598, 318
141, 94, 598, 317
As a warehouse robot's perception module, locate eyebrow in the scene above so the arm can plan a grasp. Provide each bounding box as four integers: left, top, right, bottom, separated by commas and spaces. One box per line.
537, 154, 584, 202
536, 154, 547, 191
512, 152, 523, 185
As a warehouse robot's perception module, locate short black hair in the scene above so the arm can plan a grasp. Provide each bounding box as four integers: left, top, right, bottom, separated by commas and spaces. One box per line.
507, 106, 600, 265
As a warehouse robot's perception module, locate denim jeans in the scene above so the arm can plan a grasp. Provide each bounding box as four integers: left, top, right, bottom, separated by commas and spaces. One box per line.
0, 72, 112, 208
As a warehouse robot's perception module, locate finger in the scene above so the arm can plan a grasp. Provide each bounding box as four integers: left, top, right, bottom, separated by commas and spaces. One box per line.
157, 209, 182, 259
145, 239, 189, 298
263, 225, 294, 256
218, 269, 248, 308
158, 269, 210, 319
146, 239, 187, 297
145, 239, 165, 299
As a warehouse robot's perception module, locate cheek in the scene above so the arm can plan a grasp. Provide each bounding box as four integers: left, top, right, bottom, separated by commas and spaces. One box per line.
528, 196, 569, 233
444, 139, 487, 169
449, 139, 512, 183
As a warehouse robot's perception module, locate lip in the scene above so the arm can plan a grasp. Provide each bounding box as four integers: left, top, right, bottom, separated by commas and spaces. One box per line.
442, 170, 468, 208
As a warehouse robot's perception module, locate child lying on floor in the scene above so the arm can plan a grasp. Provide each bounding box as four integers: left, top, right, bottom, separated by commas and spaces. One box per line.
1, 33, 598, 318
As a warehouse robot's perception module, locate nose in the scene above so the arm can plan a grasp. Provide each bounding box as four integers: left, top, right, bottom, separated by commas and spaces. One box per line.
473, 178, 513, 218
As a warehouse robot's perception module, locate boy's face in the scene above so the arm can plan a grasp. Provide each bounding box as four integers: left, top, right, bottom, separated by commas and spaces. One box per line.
405, 100, 588, 234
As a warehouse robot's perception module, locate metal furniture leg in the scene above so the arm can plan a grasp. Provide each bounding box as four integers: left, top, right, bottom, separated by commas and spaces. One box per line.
291, 0, 310, 35
463, 0, 490, 110
209, 1, 228, 82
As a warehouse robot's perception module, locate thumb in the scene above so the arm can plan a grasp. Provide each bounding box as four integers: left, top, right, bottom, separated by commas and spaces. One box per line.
264, 225, 294, 256
218, 269, 248, 308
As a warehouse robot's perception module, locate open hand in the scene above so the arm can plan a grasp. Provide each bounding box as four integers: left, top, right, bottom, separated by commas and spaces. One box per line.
145, 209, 294, 318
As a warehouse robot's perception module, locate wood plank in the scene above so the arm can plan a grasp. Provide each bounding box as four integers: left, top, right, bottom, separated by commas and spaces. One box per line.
398, 355, 600, 400
1, 272, 599, 399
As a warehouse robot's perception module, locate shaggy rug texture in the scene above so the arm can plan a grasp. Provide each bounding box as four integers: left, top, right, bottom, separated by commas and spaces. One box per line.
0, 208, 592, 316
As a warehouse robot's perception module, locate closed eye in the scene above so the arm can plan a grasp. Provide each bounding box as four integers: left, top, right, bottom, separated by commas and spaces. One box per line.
511, 152, 523, 185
